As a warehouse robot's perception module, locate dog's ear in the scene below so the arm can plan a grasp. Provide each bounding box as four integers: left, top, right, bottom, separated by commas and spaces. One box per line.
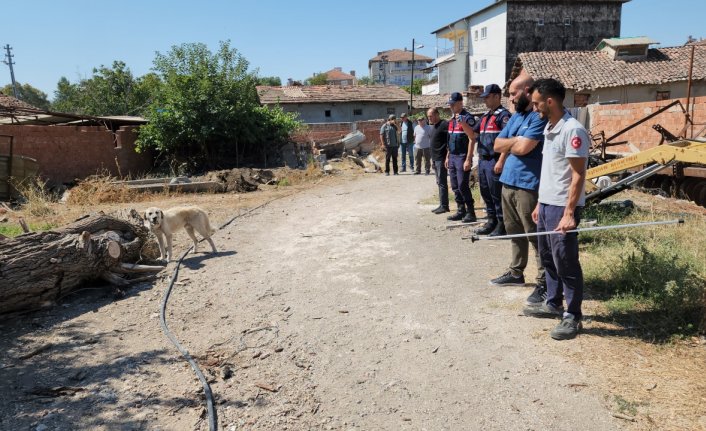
158, 209, 163, 219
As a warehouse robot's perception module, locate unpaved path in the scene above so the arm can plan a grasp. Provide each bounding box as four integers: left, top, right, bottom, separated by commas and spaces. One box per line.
1, 173, 623, 430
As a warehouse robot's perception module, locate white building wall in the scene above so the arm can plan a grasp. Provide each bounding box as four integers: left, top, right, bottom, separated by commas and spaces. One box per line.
469, 3, 508, 88
435, 20, 470, 94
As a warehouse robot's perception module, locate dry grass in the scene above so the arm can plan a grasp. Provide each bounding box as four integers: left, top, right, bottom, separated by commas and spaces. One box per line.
11, 176, 55, 218
66, 175, 145, 206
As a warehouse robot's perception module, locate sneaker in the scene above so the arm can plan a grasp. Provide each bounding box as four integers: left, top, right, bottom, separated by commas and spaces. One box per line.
401, 168, 407, 172
474, 220, 497, 235
462, 212, 477, 223
425, 171, 430, 175
432, 206, 450, 214
523, 302, 564, 318
550, 314, 582, 340
525, 283, 547, 306
393, 172, 399, 175
488, 223, 506, 237
488, 271, 525, 287
414, 171, 421, 175
447, 210, 466, 221
386, 172, 390, 176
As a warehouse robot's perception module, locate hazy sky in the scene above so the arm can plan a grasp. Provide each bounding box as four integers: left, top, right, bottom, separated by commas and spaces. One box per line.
2, 0, 704, 99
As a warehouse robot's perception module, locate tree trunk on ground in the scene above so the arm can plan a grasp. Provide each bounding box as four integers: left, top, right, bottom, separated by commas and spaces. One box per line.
0, 210, 163, 315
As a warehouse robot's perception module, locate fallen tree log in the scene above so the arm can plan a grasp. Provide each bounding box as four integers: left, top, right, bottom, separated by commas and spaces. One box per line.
0, 210, 162, 315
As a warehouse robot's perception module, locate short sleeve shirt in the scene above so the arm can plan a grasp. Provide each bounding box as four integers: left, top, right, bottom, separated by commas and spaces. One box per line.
414, 124, 432, 149
498, 110, 547, 191
380, 123, 398, 147
538, 112, 590, 207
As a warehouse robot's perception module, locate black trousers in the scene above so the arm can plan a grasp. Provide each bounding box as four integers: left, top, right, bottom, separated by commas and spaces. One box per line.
385, 146, 399, 174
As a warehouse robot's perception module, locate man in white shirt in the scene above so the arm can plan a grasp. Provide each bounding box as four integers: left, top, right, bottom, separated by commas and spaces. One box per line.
413, 117, 432, 175
522, 78, 590, 341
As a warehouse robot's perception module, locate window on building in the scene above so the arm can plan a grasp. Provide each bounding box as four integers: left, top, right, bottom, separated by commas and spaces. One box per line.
340, 80, 348, 85
325, 110, 331, 118
474, 30, 478, 41
564, 17, 572, 26
387, 107, 396, 115
480, 60, 487, 71
481, 27, 487, 39
574, 93, 590, 107
353, 109, 363, 116
656, 90, 671, 101
395, 61, 402, 68
458, 37, 465, 52
537, 18, 544, 26
474, 61, 478, 72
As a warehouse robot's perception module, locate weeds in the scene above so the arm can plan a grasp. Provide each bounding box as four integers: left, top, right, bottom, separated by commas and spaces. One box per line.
582, 203, 706, 337
11, 176, 55, 217
0, 222, 57, 238
66, 174, 140, 205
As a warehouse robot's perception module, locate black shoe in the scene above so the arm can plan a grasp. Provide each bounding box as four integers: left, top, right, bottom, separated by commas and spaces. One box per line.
386, 172, 390, 176
447, 210, 466, 221
413, 171, 420, 175
462, 212, 477, 223
525, 283, 547, 306
393, 172, 399, 175
475, 220, 497, 235
401, 168, 407, 172
488, 223, 506, 237
551, 314, 582, 340
523, 302, 564, 319
425, 171, 430, 175
488, 271, 525, 286
431, 206, 450, 214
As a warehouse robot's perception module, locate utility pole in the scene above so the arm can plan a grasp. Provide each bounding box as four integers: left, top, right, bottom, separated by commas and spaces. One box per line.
3, 45, 19, 99
410, 39, 415, 112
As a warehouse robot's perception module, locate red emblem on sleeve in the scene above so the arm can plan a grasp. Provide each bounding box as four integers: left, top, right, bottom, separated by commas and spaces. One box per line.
571, 136, 582, 149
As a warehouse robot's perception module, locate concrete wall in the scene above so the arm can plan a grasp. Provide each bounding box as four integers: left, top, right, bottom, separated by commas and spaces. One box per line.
277, 101, 408, 124
506, 1, 622, 82
0, 125, 153, 184
588, 96, 706, 153
291, 119, 387, 154
566, 82, 706, 108
469, 2, 508, 88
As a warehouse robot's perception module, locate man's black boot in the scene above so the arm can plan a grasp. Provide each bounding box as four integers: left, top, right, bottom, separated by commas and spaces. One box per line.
462, 204, 477, 223
447, 207, 466, 221
432, 205, 450, 214
488, 222, 507, 237
475, 218, 497, 235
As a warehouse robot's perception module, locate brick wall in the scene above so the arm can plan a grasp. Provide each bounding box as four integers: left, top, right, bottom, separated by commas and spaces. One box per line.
0, 125, 153, 184
291, 119, 386, 153
589, 96, 706, 153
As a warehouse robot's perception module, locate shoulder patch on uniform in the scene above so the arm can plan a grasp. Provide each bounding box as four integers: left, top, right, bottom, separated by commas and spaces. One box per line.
571, 136, 582, 149
502, 116, 510, 124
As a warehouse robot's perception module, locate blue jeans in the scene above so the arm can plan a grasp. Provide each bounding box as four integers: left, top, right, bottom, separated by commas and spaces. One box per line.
433, 160, 449, 209
448, 153, 473, 210
399, 142, 414, 170
478, 158, 503, 221
537, 203, 584, 319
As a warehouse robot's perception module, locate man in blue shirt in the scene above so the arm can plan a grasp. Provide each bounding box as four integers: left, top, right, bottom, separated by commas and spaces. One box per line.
489, 74, 547, 305
399, 113, 415, 173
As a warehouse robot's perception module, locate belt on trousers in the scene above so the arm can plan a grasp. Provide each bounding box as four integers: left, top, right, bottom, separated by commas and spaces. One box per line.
479, 153, 500, 161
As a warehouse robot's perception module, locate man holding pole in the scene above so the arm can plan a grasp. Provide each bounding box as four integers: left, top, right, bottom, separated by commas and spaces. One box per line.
523, 78, 590, 341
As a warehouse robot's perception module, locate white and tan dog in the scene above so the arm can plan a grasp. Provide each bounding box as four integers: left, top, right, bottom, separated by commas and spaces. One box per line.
143, 206, 217, 261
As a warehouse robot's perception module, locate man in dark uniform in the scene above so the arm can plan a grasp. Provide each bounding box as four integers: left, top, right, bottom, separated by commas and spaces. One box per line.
445, 92, 478, 223
474, 84, 511, 236
427, 107, 450, 214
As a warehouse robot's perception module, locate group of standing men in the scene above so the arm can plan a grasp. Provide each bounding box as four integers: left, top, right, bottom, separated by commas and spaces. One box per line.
379, 113, 433, 176
382, 75, 590, 340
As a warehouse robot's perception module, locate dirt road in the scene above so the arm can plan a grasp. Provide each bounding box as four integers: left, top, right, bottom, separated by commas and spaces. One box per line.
1, 173, 623, 430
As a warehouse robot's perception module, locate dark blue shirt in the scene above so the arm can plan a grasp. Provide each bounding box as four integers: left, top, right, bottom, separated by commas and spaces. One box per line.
498, 110, 546, 191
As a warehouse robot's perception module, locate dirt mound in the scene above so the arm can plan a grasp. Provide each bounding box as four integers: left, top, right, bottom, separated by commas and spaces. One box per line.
199, 168, 277, 193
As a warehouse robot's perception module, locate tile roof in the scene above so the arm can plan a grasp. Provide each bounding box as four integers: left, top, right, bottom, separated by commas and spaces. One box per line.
325, 69, 356, 81
257, 85, 411, 104
512, 45, 706, 91
0, 94, 39, 110
412, 94, 511, 114
369, 49, 433, 63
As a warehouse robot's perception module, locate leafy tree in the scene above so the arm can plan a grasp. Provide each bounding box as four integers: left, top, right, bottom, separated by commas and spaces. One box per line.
356, 76, 373, 85
401, 78, 430, 96
256, 76, 282, 86
136, 41, 300, 171
306, 73, 328, 85
1, 82, 51, 110
51, 61, 157, 116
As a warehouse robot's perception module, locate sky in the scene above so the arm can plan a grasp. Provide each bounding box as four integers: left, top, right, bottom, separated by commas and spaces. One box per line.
1, 0, 704, 100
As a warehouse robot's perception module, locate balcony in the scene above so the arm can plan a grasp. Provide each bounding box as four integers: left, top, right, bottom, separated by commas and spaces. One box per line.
436, 46, 455, 57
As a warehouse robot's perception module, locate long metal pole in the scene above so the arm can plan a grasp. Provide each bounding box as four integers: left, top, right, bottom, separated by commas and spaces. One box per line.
464, 219, 683, 242
685, 45, 695, 138
410, 38, 415, 113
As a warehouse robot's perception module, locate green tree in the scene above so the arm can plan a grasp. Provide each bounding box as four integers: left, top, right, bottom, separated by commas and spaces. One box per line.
136, 41, 300, 171
356, 76, 373, 85
256, 75, 282, 86
401, 78, 430, 96
1, 82, 51, 110
51, 61, 156, 116
306, 73, 328, 85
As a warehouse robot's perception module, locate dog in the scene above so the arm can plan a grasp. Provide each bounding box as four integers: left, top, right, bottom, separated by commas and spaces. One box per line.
143, 206, 217, 262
